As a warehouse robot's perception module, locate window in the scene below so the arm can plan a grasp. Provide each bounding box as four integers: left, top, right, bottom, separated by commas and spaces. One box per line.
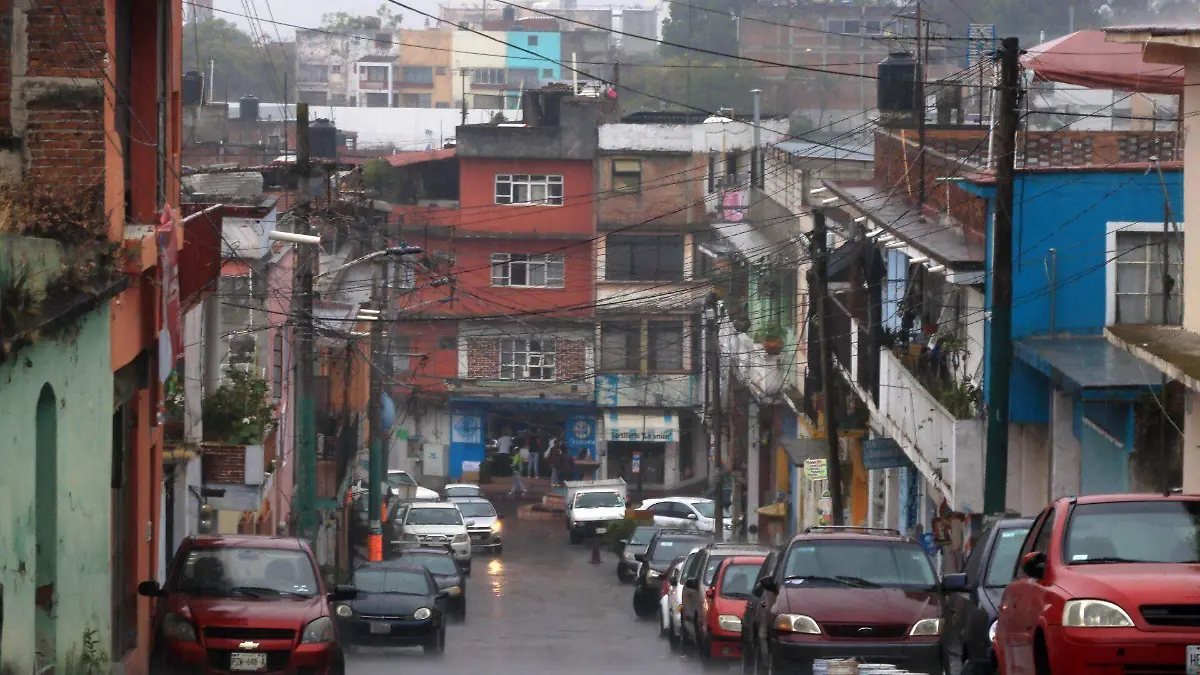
298, 63, 329, 83
782, 541, 937, 588
362, 65, 388, 82
331, 64, 342, 74
600, 323, 640, 371
611, 159, 642, 194
542, 68, 553, 78
528, 35, 539, 46
491, 253, 565, 287
649, 321, 684, 371
499, 338, 556, 380
375, 32, 392, 48
495, 174, 564, 206
272, 331, 284, 398
985, 526, 1032, 586
365, 92, 389, 108
842, 19, 861, 34
472, 67, 506, 85
475, 93, 505, 108
401, 93, 432, 108
1064, 500, 1200, 564
390, 335, 411, 372
864, 20, 882, 33
435, 101, 450, 109
605, 234, 685, 281
437, 336, 458, 351
1114, 231, 1183, 324
507, 68, 539, 88
402, 66, 434, 83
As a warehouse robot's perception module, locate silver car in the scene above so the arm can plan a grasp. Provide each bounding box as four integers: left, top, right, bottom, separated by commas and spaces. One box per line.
454, 497, 503, 555
389, 501, 473, 574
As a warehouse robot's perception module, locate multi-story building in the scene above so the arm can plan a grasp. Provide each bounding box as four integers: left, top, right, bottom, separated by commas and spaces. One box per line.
441, 1, 658, 53
450, 24, 570, 112
296, 18, 403, 106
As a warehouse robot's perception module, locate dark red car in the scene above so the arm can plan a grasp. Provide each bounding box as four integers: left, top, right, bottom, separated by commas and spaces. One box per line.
995, 493, 1200, 675
138, 534, 357, 675
698, 555, 767, 662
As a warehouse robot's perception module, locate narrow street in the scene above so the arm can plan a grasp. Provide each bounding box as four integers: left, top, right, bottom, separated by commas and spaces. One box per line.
345, 504, 704, 675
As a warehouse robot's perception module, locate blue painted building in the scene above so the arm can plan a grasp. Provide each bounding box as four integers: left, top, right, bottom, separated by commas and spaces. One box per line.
504, 31, 562, 108
963, 166, 1183, 503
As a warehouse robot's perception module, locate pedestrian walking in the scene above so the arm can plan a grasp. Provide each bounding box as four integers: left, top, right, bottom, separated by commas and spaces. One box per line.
518, 440, 531, 479
508, 451, 526, 496
548, 444, 563, 487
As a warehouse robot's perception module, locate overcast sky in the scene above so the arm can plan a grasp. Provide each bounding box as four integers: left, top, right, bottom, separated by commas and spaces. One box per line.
211, 0, 456, 40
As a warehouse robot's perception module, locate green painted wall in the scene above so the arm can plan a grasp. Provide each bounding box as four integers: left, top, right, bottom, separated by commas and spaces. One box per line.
0, 302, 113, 674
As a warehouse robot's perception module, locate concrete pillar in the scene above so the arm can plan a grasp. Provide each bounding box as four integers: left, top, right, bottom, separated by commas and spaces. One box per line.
1050, 391, 1082, 499
746, 400, 760, 533
1184, 390, 1200, 494
664, 441, 680, 487
884, 468, 900, 531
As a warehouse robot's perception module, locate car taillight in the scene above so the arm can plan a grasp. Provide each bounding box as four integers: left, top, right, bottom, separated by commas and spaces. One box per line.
661, 578, 669, 596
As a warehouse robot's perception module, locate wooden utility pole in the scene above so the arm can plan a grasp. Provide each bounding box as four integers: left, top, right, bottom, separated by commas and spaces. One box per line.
916, 2, 927, 206
293, 102, 318, 543
813, 210, 845, 525
706, 293, 725, 539
982, 38, 1020, 514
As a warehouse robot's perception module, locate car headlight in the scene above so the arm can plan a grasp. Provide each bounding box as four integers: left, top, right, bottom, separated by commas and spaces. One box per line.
413, 607, 432, 621
718, 615, 743, 632
163, 613, 197, 642
1062, 599, 1134, 627
453, 533, 469, 543
910, 618, 943, 636
988, 620, 997, 642
647, 569, 662, 579
773, 614, 821, 635
444, 586, 461, 596
491, 520, 502, 532
300, 617, 335, 644
335, 604, 354, 618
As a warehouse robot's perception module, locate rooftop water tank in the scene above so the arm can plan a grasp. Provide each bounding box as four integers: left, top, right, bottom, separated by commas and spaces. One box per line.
239, 95, 259, 122
877, 52, 919, 115
182, 71, 203, 106
309, 118, 337, 159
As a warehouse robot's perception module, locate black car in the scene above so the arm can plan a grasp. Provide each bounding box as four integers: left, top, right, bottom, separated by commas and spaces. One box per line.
617, 525, 663, 583
390, 547, 468, 619
632, 529, 712, 619
942, 517, 1034, 675
335, 561, 449, 655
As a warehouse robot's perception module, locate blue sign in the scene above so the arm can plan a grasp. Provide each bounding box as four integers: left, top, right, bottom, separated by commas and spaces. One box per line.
863, 438, 910, 471
967, 24, 997, 67
565, 415, 596, 457
920, 533, 939, 556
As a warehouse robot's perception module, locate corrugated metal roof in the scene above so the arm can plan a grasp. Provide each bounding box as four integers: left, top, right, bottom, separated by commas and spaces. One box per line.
222, 218, 273, 259
183, 172, 264, 200
777, 140, 874, 163
386, 148, 456, 167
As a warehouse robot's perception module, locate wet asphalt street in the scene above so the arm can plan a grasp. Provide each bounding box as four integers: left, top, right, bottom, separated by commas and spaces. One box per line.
343, 505, 711, 675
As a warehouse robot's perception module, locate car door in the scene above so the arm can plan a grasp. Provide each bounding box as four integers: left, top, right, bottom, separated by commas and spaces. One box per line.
647, 501, 679, 529
744, 550, 779, 651
946, 525, 991, 663
756, 546, 787, 659
680, 548, 709, 639
999, 506, 1055, 675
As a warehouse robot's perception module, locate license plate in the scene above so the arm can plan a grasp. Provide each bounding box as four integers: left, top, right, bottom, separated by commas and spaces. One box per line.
369, 621, 391, 635
1187, 645, 1200, 675
229, 652, 267, 672
595, 527, 607, 534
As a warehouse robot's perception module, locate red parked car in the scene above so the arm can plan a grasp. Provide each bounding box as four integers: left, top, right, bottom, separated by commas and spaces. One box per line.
697, 555, 767, 662
138, 534, 358, 675
995, 493, 1200, 675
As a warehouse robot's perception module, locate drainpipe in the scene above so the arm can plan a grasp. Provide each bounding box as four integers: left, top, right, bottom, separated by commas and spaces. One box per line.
1046, 248, 1057, 337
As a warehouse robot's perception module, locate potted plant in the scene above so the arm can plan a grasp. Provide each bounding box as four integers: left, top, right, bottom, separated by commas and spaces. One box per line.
201, 369, 275, 445
755, 323, 788, 356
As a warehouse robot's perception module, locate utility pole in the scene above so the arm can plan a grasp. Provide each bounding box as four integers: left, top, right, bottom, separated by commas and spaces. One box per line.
367, 225, 389, 563
460, 67, 470, 126
706, 293, 725, 540
613, 60, 620, 117
983, 38, 1020, 514
751, 88, 762, 188
915, 2, 927, 206
293, 102, 318, 543
813, 210, 846, 525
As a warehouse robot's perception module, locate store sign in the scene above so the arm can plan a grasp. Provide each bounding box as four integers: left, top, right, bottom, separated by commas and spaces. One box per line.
804, 458, 827, 481
863, 438, 909, 471
565, 415, 596, 451
605, 411, 677, 443
609, 427, 675, 442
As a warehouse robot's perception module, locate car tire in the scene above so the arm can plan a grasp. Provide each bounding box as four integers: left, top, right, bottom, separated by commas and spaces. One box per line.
741, 639, 756, 675
1034, 632, 1052, 675
569, 530, 582, 545
668, 620, 681, 652
617, 567, 632, 583
494, 544, 503, 555
423, 626, 446, 657
633, 593, 656, 620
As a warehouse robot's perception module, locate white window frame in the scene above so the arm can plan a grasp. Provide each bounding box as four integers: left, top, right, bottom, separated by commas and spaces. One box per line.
1105, 221, 1185, 326
490, 253, 565, 288
494, 174, 564, 206
499, 338, 556, 381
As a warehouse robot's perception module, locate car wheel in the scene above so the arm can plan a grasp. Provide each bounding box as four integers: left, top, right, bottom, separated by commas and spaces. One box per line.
423, 626, 446, 656
668, 619, 681, 652
569, 530, 582, 545
1034, 632, 1052, 675
494, 544, 502, 555
617, 567, 632, 583
633, 593, 656, 620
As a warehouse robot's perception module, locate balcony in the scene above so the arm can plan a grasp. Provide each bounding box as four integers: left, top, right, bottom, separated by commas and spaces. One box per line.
358, 80, 388, 90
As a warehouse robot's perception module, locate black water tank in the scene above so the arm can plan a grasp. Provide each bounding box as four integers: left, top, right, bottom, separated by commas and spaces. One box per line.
309, 118, 337, 159
877, 52, 919, 114
182, 70, 204, 106
502, 5, 516, 21
239, 95, 259, 122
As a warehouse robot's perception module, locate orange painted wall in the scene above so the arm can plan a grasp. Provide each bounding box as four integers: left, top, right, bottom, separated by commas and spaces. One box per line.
457, 158, 595, 237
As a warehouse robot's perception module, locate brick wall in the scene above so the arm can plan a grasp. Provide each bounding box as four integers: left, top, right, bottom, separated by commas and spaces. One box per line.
597, 154, 708, 230
464, 336, 587, 381
904, 127, 1182, 169
25, 105, 105, 183
202, 445, 246, 484
558, 339, 586, 380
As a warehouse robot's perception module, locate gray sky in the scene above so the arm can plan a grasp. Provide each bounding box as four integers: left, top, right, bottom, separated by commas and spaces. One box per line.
212, 0, 451, 40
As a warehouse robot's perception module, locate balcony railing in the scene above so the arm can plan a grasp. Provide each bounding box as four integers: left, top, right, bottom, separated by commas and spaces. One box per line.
358, 80, 388, 90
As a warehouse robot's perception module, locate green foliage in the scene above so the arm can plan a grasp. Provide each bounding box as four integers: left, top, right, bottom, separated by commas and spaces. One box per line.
603, 516, 640, 553
321, 5, 403, 30
362, 159, 395, 196
60, 628, 109, 675
202, 369, 275, 444
659, 0, 740, 62
617, 54, 765, 116
182, 19, 295, 103
490, 111, 508, 124
753, 322, 787, 343
933, 378, 983, 419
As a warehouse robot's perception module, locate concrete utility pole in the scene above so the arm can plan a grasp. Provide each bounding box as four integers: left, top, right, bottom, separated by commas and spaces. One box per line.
367, 225, 389, 563
982, 38, 1020, 514
460, 68, 470, 126
706, 293, 725, 540
751, 88, 762, 189
293, 102, 318, 543
813, 209, 846, 525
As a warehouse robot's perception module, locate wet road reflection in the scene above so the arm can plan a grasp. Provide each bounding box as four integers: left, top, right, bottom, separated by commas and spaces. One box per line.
344, 509, 717, 675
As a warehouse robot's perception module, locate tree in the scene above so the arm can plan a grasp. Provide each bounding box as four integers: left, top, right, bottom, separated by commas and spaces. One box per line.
321, 4, 403, 31
659, 0, 739, 61
183, 19, 295, 103
617, 54, 766, 116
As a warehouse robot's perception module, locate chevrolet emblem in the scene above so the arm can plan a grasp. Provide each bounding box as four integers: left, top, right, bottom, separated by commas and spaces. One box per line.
238, 641, 260, 650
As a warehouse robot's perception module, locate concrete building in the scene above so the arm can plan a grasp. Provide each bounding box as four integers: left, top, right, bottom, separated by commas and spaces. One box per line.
295, 19, 403, 106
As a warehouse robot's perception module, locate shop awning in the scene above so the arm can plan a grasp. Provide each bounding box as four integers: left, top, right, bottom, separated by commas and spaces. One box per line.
1022, 29, 1183, 95
1014, 335, 1164, 395
604, 411, 679, 443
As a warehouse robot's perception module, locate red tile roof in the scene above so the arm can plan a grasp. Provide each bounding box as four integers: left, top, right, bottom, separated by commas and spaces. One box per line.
386, 148, 457, 168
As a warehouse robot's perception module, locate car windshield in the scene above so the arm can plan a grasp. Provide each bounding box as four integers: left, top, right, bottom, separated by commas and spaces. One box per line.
985, 526, 1032, 587
353, 568, 431, 595
406, 508, 464, 526
387, 472, 417, 486
446, 485, 481, 498
402, 553, 460, 576
457, 502, 497, 519
782, 541, 937, 589
1064, 499, 1200, 564
720, 563, 761, 598
629, 527, 659, 547
174, 547, 318, 598
651, 537, 710, 564
576, 491, 624, 508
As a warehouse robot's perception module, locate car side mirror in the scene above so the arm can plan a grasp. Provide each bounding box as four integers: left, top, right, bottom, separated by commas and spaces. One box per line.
752, 582, 764, 597
634, 553, 646, 562
686, 513, 699, 521
941, 573, 969, 593
328, 585, 358, 602
1021, 551, 1047, 579
137, 580, 164, 597
684, 578, 698, 590
437, 589, 451, 599
758, 576, 778, 593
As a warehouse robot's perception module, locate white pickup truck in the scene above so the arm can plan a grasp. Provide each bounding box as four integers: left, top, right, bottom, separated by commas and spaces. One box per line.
564, 478, 628, 545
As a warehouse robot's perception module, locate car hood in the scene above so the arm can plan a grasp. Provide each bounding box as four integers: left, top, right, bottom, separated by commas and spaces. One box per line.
404, 524, 466, 536
572, 506, 626, 522
173, 595, 325, 629
1056, 564, 1200, 609
780, 586, 940, 625
431, 573, 463, 589
348, 592, 436, 617
464, 515, 498, 528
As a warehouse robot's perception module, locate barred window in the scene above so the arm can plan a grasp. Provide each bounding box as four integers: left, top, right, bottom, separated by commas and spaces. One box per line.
499, 338, 556, 381
495, 174, 564, 206
491, 253, 565, 288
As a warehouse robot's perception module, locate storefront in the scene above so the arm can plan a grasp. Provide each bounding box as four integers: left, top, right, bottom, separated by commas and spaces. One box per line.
601, 410, 680, 488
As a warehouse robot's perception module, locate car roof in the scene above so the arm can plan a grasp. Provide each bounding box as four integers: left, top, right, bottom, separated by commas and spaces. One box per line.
185, 535, 304, 550
644, 496, 712, 505
704, 542, 772, 553
722, 555, 768, 565
408, 501, 460, 509
355, 560, 434, 574
444, 483, 479, 489
633, 524, 663, 532
1064, 493, 1200, 505
993, 517, 1035, 529
452, 497, 494, 505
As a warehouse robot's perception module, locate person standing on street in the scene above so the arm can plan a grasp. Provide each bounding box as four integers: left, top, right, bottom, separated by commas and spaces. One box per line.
518, 434, 531, 479
548, 443, 563, 487
496, 431, 513, 476
508, 451, 526, 496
